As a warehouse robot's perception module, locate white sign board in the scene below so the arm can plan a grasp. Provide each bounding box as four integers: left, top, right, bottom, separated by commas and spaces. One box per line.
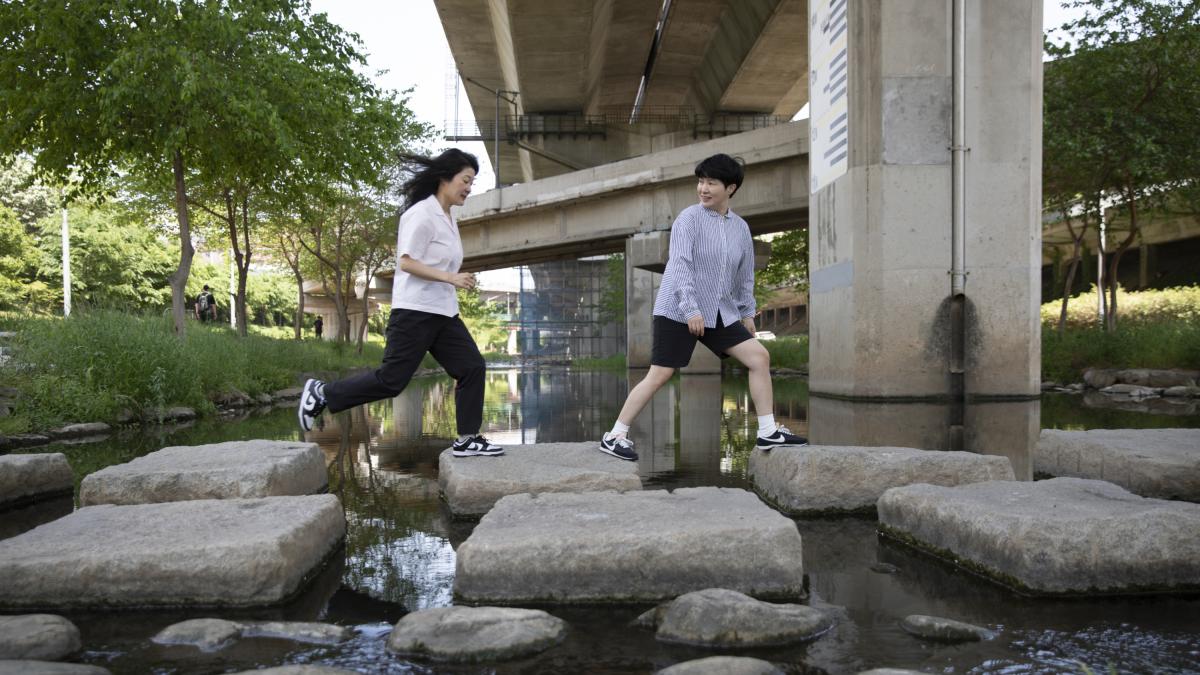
809, 0, 850, 193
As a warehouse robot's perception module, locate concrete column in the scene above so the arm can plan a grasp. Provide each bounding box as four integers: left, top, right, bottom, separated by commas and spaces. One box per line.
677, 374, 723, 473
626, 233, 667, 369
808, 0, 1042, 400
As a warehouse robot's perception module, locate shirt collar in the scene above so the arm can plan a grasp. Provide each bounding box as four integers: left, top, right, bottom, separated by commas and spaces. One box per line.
702, 205, 734, 220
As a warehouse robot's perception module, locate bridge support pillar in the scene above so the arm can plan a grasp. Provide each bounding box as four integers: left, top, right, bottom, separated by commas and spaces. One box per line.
808, 0, 1042, 401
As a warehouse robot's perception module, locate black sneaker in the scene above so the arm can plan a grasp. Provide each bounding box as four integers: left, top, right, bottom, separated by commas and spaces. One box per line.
297, 378, 326, 432
599, 433, 638, 461
452, 435, 504, 457
756, 425, 808, 451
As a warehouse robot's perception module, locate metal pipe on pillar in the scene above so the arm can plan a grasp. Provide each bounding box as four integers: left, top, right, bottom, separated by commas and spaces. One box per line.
948, 0, 969, 444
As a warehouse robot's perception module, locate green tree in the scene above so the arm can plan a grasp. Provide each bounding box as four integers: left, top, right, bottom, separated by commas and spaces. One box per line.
754, 229, 808, 308
1044, 0, 1200, 331
0, 206, 37, 309
0, 1, 420, 338
32, 204, 175, 313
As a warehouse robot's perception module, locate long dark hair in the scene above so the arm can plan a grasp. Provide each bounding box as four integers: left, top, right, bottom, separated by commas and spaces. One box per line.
399, 149, 480, 211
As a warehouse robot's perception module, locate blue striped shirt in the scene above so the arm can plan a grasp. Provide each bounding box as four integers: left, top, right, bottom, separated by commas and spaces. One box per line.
652, 203, 756, 327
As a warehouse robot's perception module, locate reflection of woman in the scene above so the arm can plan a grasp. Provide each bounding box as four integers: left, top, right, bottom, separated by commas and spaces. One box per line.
298, 149, 503, 458
598, 153, 807, 461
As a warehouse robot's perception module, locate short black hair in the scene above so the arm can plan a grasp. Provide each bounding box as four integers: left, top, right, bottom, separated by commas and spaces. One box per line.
694, 154, 745, 195
202, 285, 210, 291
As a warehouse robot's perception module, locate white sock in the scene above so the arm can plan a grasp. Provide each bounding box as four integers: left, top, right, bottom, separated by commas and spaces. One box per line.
757, 415, 777, 437
457, 434, 473, 443
608, 421, 630, 438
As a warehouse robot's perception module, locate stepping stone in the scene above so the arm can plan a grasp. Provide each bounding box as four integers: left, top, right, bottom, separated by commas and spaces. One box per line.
0, 454, 74, 510
878, 478, 1200, 595
900, 614, 993, 642
640, 588, 832, 647
439, 442, 641, 517
0, 614, 81, 660
386, 606, 566, 662
152, 618, 352, 651
0, 495, 345, 609
1036, 428, 1200, 501
80, 440, 328, 506
455, 488, 805, 603
657, 656, 785, 675
0, 663, 110, 675
46, 423, 111, 440
749, 446, 1014, 515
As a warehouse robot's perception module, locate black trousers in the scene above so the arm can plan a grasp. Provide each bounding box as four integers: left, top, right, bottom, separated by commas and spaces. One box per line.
323, 309, 485, 436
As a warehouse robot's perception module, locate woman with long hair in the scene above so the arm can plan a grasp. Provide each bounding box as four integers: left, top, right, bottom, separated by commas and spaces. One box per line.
298, 149, 503, 457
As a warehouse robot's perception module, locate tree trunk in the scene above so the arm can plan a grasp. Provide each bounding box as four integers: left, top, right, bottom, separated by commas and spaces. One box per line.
1056, 215, 1086, 333
168, 150, 195, 339
278, 233, 305, 340
1106, 185, 1141, 332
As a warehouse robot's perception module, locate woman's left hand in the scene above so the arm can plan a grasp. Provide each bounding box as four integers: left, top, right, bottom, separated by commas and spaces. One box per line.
743, 317, 756, 334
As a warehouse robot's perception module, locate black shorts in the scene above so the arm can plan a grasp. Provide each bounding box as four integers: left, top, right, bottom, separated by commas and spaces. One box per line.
650, 314, 754, 368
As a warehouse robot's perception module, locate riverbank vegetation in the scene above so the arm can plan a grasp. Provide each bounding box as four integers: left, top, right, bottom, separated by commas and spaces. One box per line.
0, 311, 382, 435
1041, 285, 1200, 383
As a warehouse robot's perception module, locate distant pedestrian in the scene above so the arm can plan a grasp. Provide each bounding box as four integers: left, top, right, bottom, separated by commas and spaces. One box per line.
598, 153, 807, 462
297, 149, 502, 458
314, 316, 323, 339
194, 285, 216, 322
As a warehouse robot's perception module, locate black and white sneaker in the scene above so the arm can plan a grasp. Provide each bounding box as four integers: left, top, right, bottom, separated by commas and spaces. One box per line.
297, 378, 326, 432
756, 425, 808, 451
599, 433, 638, 461
452, 435, 504, 457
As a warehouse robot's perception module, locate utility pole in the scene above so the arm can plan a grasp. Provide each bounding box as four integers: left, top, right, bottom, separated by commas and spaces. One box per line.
61, 204, 71, 317
229, 249, 237, 330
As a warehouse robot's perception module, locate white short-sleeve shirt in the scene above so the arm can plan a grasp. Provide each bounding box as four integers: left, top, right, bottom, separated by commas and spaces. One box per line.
391, 194, 463, 316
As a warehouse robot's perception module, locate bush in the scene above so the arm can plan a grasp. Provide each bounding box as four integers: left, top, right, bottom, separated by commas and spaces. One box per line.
1042, 285, 1200, 328
0, 310, 384, 431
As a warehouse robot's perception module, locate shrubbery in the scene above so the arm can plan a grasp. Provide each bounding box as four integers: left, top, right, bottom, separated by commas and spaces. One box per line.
1040, 286, 1200, 382
0, 310, 382, 433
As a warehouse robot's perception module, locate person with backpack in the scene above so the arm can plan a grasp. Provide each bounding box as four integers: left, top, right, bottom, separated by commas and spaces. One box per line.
194, 285, 216, 322
598, 153, 807, 461
297, 149, 502, 458
314, 316, 323, 340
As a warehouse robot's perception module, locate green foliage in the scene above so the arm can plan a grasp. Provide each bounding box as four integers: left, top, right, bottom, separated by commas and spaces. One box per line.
1043, 0, 1200, 329
457, 287, 507, 353
0, 310, 383, 431
0, 157, 56, 227
1041, 285, 1200, 328
755, 230, 808, 306
1041, 286, 1200, 382
599, 254, 626, 323
0, 205, 37, 309
32, 204, 175, 313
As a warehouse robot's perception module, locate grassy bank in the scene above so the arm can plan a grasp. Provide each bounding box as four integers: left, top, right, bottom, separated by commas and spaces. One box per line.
1041, 286, 1200, 382
0, 311, 384, 434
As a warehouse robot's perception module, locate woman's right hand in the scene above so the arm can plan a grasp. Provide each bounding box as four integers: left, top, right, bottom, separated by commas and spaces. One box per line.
687, 315, 705, 336
447, 272, 476, 290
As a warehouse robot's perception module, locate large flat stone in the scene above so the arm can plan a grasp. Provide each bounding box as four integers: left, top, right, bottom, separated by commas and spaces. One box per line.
0, 495, 345, 609
749, 446, 1014, 515
455, 488, 805, 603
878, 478, 1200, 595
1036, 429, 1200, 501
79, 440, 328, 506
0, 454, 74, 509
439, 442, 642, 517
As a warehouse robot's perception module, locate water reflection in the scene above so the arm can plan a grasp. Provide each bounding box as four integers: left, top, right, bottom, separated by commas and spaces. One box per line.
808, 397, 1040, 480
12, 367, 1198, 673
